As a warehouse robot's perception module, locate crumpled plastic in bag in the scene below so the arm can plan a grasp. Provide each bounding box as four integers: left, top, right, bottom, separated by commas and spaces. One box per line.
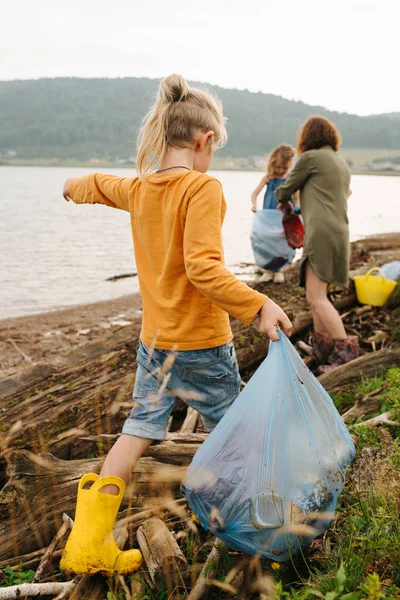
182, 332, 355, 561
251, 210, 296, 272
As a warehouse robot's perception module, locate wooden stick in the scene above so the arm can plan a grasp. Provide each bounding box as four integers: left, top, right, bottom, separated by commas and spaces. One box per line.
187, 539, 221, 600
180, 407, 199, 434
7, 337, 33, 363
52, 577, 80, 600
341, 385, 387, 423
118, 576, 132, 600
0, 581, 75, 599
33, 514, 73, 582
0, 548, 60, 572
68, 575, 101, 600
355, 411, 399, 427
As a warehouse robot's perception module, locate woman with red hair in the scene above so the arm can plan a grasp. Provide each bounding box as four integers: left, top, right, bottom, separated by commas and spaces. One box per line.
276, 116, 358, 372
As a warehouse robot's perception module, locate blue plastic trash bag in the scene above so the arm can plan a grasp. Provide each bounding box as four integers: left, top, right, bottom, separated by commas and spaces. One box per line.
181, 332, 355, 561
375, 261, 400, 282
251, 210, 296, 272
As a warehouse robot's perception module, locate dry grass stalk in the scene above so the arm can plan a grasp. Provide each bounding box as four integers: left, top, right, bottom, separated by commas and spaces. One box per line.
33, 514, 73, 582
121, 497, 188, 527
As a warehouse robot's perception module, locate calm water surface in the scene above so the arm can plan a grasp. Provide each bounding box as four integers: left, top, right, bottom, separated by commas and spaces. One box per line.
1, 167, 399, 319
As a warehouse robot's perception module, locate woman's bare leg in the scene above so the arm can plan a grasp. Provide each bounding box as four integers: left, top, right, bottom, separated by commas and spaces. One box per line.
312, 311, 330, 337
305, 262, 347, 339
99, 434, 154, 494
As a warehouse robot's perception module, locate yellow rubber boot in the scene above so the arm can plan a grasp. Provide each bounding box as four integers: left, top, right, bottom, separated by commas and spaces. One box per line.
60, 474, 143, 576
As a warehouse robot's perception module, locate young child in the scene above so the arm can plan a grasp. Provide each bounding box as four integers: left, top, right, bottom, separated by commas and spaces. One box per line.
250, 144, 299, 284
60, 74, 292, 576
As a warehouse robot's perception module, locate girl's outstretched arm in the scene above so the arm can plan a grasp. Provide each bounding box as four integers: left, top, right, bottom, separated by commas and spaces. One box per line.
250, 174, 269, 212
63, 173, 137, 211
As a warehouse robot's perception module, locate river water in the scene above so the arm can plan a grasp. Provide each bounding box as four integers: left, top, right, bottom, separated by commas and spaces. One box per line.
1, 167, 399, 319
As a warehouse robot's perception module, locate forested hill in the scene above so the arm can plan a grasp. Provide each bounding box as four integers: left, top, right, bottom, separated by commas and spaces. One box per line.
1, 77, 400, 160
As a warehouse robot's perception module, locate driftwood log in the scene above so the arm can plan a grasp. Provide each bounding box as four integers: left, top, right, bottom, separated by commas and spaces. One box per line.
318, 347, 400, 392
136, 517, 187, 590
351, 232, 400, 252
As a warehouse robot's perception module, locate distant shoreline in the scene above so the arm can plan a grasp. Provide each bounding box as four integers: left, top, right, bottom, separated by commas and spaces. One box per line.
1, 159, 399, 176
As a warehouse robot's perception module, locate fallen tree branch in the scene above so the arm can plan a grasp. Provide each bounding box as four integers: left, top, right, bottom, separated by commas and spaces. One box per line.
341, 385, 388, 423
7, 337, 33, 363
0, 548, 61, 573
0, 581, 75, 599
351, 232, 400, 252
33, 513, 73, 582
318, 347, 400, 392
354, 411, 400, 428
52, 577, 80, 600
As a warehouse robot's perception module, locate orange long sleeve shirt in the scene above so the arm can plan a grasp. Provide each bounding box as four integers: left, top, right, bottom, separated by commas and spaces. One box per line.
69, 170, 267, 350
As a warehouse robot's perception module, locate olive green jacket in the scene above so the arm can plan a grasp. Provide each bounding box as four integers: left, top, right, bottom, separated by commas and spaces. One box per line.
276, 146, 351, 286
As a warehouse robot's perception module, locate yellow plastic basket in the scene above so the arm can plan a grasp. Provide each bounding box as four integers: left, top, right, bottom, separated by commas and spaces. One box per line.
354, 267, 397, 307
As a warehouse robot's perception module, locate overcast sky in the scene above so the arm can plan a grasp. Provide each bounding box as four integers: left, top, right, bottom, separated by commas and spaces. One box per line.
1, 0, 398, 116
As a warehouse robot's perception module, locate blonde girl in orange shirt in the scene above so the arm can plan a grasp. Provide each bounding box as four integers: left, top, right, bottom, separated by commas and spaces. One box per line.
60, 74, 292, 576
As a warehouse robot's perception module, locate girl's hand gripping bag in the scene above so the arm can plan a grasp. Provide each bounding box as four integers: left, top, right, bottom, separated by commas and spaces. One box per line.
251, 209, 296, 272
181, 332, 355, 561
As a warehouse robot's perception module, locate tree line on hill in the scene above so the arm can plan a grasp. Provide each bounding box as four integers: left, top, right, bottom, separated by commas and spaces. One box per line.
1, 77, 400, 160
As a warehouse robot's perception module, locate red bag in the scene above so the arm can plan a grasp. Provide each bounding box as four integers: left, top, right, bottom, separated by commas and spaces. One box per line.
282, 205, 304, 249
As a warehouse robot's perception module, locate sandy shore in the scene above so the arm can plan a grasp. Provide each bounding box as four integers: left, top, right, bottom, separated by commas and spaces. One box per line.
0, 293, 143, 378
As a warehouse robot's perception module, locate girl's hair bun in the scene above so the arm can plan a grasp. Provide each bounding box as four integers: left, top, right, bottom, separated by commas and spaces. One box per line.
159, 74, 190, 104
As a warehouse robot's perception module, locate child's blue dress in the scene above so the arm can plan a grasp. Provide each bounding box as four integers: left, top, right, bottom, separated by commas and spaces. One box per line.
263, 177, 286, 210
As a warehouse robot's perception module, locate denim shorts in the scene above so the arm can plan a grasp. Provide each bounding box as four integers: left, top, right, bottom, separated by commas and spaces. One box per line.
122, 340, 241, 440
